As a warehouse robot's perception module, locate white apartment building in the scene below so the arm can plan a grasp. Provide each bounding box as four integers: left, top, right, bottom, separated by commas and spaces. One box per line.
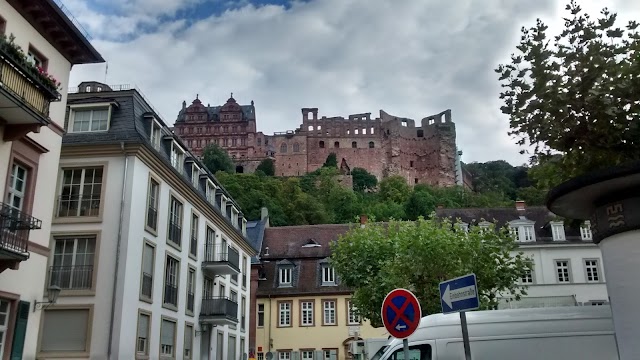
436, 201, 609, 308
40, 81, 256, 359
0, 1, 103, 358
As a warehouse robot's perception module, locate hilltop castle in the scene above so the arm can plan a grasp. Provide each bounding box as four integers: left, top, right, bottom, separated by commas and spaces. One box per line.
173, 95, 460, 187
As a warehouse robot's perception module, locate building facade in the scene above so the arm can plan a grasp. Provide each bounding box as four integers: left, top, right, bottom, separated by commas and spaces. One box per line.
37, 81, 257, 359
173, 96, 458, 187
436, 201, 609, 308
0, 1, 103, 358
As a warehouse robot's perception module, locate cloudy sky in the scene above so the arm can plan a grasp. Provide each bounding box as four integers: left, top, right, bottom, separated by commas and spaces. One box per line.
63, 0, 639, 165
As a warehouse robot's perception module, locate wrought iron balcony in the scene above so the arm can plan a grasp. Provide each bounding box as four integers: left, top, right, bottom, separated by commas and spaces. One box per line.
0, 41, 60, 128
48, 265, 93, 290
168, 222, 182, 247
200, 297, 238, 326
141, 272, 153, 298
187, 292, 195, 313
0, 202, 41, 260
56, 194, 101, 218
202, 243, 240, 277
146, 206, 158, 230
163, 283, 178, 307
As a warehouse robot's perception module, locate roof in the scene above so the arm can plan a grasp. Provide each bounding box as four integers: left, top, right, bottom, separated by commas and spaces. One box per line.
435, 206, 588, 244
246, 218, 268, 264
175, 95, 256, 123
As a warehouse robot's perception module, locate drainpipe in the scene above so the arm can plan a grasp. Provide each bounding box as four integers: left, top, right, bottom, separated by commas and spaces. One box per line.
108, 142, 129, 358
268, 294, 272, 352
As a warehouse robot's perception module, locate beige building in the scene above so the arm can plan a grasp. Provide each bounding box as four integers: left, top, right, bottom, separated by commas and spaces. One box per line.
251, 222, 387, 360
0, 1, 103, 358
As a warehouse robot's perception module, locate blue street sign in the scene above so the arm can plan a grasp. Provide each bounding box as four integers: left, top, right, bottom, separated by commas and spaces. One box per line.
439, 273, 479, 314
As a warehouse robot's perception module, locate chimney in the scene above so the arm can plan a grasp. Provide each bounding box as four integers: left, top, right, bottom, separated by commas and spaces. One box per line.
515, 200, 526, 211
261, 207, 270, 227
360, 214, 368, 228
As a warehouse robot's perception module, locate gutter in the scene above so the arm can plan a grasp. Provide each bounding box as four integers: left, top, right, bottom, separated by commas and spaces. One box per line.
107, 142, 129, 358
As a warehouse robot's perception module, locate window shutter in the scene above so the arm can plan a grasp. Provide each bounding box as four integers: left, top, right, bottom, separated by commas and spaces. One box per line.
137, 314, 149, 339
161, 320, 175, 345
10, 301, 29, 360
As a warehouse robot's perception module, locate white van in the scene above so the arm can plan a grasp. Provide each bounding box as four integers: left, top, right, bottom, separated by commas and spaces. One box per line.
371, 306, 618, 360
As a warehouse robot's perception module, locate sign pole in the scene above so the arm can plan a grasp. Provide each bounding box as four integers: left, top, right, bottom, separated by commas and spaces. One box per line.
459, 311, 472, 360
403, 338, 410, 360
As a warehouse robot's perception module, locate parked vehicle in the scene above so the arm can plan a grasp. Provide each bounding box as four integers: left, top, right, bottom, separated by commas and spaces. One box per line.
350, 338, 389, 360
372, 305, 618, 360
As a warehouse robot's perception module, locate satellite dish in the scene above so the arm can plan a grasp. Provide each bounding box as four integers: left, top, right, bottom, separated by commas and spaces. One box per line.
266, 352, 274, 360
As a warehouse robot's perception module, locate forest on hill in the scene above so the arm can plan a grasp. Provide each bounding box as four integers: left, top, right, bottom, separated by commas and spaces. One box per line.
203, 145, 547, 226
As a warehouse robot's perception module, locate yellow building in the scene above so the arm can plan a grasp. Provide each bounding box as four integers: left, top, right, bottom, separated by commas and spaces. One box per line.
251, 223, 387, 360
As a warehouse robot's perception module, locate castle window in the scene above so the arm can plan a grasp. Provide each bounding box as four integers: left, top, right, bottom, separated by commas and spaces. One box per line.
362, 128, 367, 135
410, 161, 414, 168
414, 178, 418, 184
232, 138, 237, 146
334, 142, 339, 148
319, 141, 325, 148
293, 143, 300, 152
308, 125, 314, 131
352, 142, 357, 148
257, 138, 262, 146
355, 129, 359, 135
370, 127, 374, 134
280, 143, 288, 153
417, 130, 424, 137
368, 142, 374, 148
347, 129, 351, 135
402, 120, 408, 127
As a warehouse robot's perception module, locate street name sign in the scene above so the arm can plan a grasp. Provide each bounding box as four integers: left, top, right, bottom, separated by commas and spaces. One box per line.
381, 288, 422, 339
439, 273, 479, 314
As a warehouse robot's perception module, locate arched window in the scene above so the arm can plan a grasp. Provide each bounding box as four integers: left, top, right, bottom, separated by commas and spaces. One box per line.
369, 141, 375, 148
334, 141, 340, 148
280, 143, 287, 153
352, 141, 357, 148
319, 141, 325, 148
293, 143, 300, 152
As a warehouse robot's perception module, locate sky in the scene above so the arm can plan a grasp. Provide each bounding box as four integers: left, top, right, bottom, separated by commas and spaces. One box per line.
63, 0, 640, 166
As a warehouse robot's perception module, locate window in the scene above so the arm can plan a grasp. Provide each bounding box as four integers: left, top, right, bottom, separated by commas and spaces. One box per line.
6, 163, 27, 211
323, 300, 336, 325
203, 276, 214, 298
0, 300, 9, 356
257, 138, 262, 146
521, 268, 534, 284
27, 45, 47, 69
351, 141, 357, 148
71, 108, 109, 132
301, 301, 314, 326
146, 178, 159, 231
258, 353, 265, 360
57, 167, 103, 217
40, 308, 90, 353
257, 304, 265, 327
140, 243, 155, 300
551, 222, 566, 241
322, 265, 335, 285
136, 312, 150, 356
555, 260, 571, 283
168, 196, 183, 247
191, 165, 200, 187
521, 226, 535, 242
279, 267, 292, 286
410, 160, 414, 168
278, 301, 291, 327
355, 129, 359, 134
171, 144, 184, 172
319, 141, 325, 148
184, 324, 193, 359
334, 141, 340, 148
370, 127, 375, 134
509, 222, 536, 242
301, 351, 314, 360
323, 350, 337, 360
280, 143, 287, 153
242, 256, 248, 288
368, 141, 375, 148
362, 128, 367, 135
186, 267, 195, 313
387, 344, 431, 360
50, 236, 95, 290
279, 352, 291, 360
189, 214, 198, 257
581, 221, 593, 240
163, 256, 179, 307
160, 319, 176, 357
206, 181, 217, 204
585, 259, 600, 282
232, 138, 237, 146
150, 122, 162, 150
241, 296, 246, 331
293, 143, 300, 152
347, 300, 360, 325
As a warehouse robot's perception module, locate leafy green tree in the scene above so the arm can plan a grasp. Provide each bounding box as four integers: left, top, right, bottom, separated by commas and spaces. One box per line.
496, 1, 640, 182
202, 144, 234, 174
516, 186, 546, 206
256, 159, 275, 176
331, 217, 532, 327
379, 176, 410, 203
323, 153, 338, 168
351, 167, 378, 192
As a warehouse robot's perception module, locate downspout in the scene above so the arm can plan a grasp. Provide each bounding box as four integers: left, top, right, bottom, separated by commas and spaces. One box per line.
108, 142, 129, 358
268, 294, 272, 353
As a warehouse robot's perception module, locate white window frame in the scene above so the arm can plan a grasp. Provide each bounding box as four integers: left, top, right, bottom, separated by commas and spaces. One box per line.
322, 264, 335, 285
257, 303, 265, 327
584, 259, 601, 283
150, 120, 162, 150
323, 300, 336, 325
301, 301, 314, 326
57, 167, 103, 217
555, 259, 571, 283
0, 299, 9, 356
170, 142, 185, 173
51, 236, 96, 290
140, 242, 155, 300
347, 300, 360, 325
184, 323, 193, 359
6, 163, 27, 211
136, 312, 150, 356
68, 103, 113, 133
508, 219, 536, 242
550, 221, 566, 241
279, 267, 292, 286
163, 255, 180, 307
206, 180, 217, 204
301, 351, 314, 360
279, 352, 291, 360
191, 164, 200, 187
160, 318, 176, 357
581, 221, 593, 241
278, 302, 291, 327
521, 267, 535, 284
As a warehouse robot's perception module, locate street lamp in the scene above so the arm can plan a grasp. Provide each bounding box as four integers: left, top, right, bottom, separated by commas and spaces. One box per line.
33, 285, 61, 312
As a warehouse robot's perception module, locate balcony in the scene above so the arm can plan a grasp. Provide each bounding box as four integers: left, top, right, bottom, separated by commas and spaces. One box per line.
48, 265, 93, 290
163, 283, 178, 307
202, 243, 240, 277
0, 40, 61, 140
56, 194, 101, 218
168, 222, 182, 248
0, 202, 42, 261
200, 297, 238, 326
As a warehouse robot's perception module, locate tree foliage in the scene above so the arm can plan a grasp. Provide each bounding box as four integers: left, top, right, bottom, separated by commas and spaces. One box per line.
323, 153, 338, 168
202, 144, 235, 174
256, 159, 275, 176
496, 1, 640, 182
330, 217, 532, 327
351, 167, 378, 192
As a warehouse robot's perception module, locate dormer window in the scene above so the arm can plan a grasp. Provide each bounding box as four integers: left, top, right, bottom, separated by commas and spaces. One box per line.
231, 207, 239, 228
191, 164, 200, 187
206, 181, 217, 204
150, 121, 162, 150
581, 221, 593, 241
509, 219, 536, 242
279, 267, 292, 287
68, 104, 113, 133
322, 264, 335, 286
551, 221, 566, 241
457, 222, 469, 233
170, 143, 184, 173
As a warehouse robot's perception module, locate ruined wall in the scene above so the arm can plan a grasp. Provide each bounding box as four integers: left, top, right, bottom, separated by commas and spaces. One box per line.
271, 132, 309, 177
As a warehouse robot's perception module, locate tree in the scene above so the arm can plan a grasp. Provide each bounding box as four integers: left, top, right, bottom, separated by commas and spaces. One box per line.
202, 144, 234, 174
496, 1, 640, 183
256, 159, 275, 176
330, 217, 531, 327
351, 167, 378, 192
323, 153, 338, 168
379, 176, 410, 203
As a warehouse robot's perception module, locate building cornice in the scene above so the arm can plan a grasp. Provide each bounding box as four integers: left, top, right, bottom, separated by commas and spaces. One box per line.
256, 290, 354, 299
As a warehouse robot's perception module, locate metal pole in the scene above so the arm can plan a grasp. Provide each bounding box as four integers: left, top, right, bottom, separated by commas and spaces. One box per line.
460, 311, 472, 360
403, 338, 410, 360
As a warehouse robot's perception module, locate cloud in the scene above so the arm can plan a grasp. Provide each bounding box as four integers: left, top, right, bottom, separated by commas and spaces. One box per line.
65, 0, 639, 165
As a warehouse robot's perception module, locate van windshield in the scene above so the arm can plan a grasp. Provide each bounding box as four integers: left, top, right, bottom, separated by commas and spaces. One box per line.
370, 346, 389, 360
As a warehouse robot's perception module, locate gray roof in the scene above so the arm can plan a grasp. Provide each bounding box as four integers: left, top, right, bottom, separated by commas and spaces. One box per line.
246, 218, 268, 264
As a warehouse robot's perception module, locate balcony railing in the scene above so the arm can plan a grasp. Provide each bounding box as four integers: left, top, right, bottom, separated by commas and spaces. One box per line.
0, 42, 60, 119
200, 297, 238, 321
187, 292, 195, 313
141, 272, 153, 298
0, 202, 42, 255
56, 194, 101, 218
203, 243, 240, 269
163, 283, 178, 306
146, 206, 158, 230
168, 222, 182, 247
48, 265, 93, 290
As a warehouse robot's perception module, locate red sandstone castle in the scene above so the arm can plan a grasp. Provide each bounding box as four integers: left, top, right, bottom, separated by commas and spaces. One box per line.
173, 94, 459, 186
